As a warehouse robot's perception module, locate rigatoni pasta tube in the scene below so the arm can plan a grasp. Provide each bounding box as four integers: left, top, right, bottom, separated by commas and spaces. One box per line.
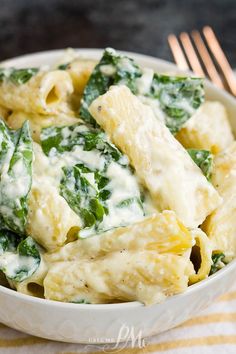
26, 143, 82, 250
202, 142, 236, 260
65, 59, 97, 110
89, 85, 221, 229
44, 251, 194, 305
176, 102, 234, 154
189, 229, 213, 285
46, 210, 193, 263
0, 70, 73, 115
211, 141, 236, 196
66, 59, 97, 94
12, 258, 48, 298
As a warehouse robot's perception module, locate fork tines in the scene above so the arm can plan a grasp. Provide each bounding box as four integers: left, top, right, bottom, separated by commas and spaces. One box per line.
168, 26, 236, 96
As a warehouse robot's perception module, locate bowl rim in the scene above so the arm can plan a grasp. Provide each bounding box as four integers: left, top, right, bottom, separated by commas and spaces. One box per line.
1, 48, 236, 311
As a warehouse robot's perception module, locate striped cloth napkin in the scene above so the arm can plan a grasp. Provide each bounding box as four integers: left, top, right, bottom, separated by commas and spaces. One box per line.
0, 282, 236, 354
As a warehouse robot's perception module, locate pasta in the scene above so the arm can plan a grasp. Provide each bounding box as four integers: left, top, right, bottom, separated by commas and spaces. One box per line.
211, 141, 236, 195
89, 85, 221, 229
0, 69, 73, 115
12, 257, 48, 298
202, 142, 236, 260
5, 111, 79, 142
44, 251, 194, 305
189, 229, 213, 284
65, 59, 97, 110
176, 101, 234, 154
45, 210, 194, 263
0, 47, 233, 306
26, 143, 82, 250
65, 59, 97, 94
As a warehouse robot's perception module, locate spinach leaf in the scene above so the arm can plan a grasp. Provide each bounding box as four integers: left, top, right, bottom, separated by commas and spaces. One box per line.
9, 68, 39, 85
80, 48, 204, 133
0, 120, 33, 234
60, 163, 110, 234
0, 68, 39, 85
60, 162, 144, 238
80, 48, 142, 125
116, 197, 143, 210
0, 119, 14, 166
187, 149, 213, 180
0, 232, 41, 282
58, 63, 70, 70
149, 75, 204, 134
0, 69, 5, 84
18, 236, 40, 259
70, 299, 91, 304
210, 253, 226, 275
41, 123, 144, 238
41, 123, 124, 164
0, 229, 21, 255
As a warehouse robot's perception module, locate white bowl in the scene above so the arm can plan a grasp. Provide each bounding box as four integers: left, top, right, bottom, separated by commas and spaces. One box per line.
1, 49, 236, 344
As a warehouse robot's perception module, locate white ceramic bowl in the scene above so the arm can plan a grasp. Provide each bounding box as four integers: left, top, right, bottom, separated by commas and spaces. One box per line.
1, 49, 236, 344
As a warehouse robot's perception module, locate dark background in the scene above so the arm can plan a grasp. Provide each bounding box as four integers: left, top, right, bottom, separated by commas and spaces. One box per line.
0, 0, 235, 66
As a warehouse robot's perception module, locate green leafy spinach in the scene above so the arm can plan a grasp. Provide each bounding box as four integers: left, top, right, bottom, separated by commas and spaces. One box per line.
80, 48, 142, 125
210, 253, 226, 275
0, 229, 20, 255
0, 68, 39, 85
116, 197, 143, 209
149, 75, 204, 134
80, 48, 204, 133
0, 120, 33, 234
60, 161, 144, 237
187, 149, 213, 180
60, 163, 110, 234
41, 123, 124, 164
70, 299, 91, 304
41, 123, 144, 237
0, 231, 41, 282
58, 63, 70, 70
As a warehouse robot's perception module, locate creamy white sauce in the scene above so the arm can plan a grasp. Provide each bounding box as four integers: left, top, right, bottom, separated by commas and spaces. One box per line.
156, 88, 195, 116
91, 85, 221, 229
136, 68, 154, 95
118, 58, 136, 74
0, 252, 38, 280
0, 131, 32, 230
1, 159, 31, 199
138, 95, 166, 123
33, 138, 146, 237
99, 64, 116, 76
50, 147, 106, 180
98, 162, 144, 231
176, 99, 195, 115
0, 141, 15, 176
0, 68, 12, 80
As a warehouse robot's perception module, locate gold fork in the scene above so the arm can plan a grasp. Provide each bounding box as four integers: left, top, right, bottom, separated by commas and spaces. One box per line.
168, 26, 236, 96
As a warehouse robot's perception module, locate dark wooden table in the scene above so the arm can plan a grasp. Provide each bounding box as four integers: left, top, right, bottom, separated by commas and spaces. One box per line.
0, 0, 235, 67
